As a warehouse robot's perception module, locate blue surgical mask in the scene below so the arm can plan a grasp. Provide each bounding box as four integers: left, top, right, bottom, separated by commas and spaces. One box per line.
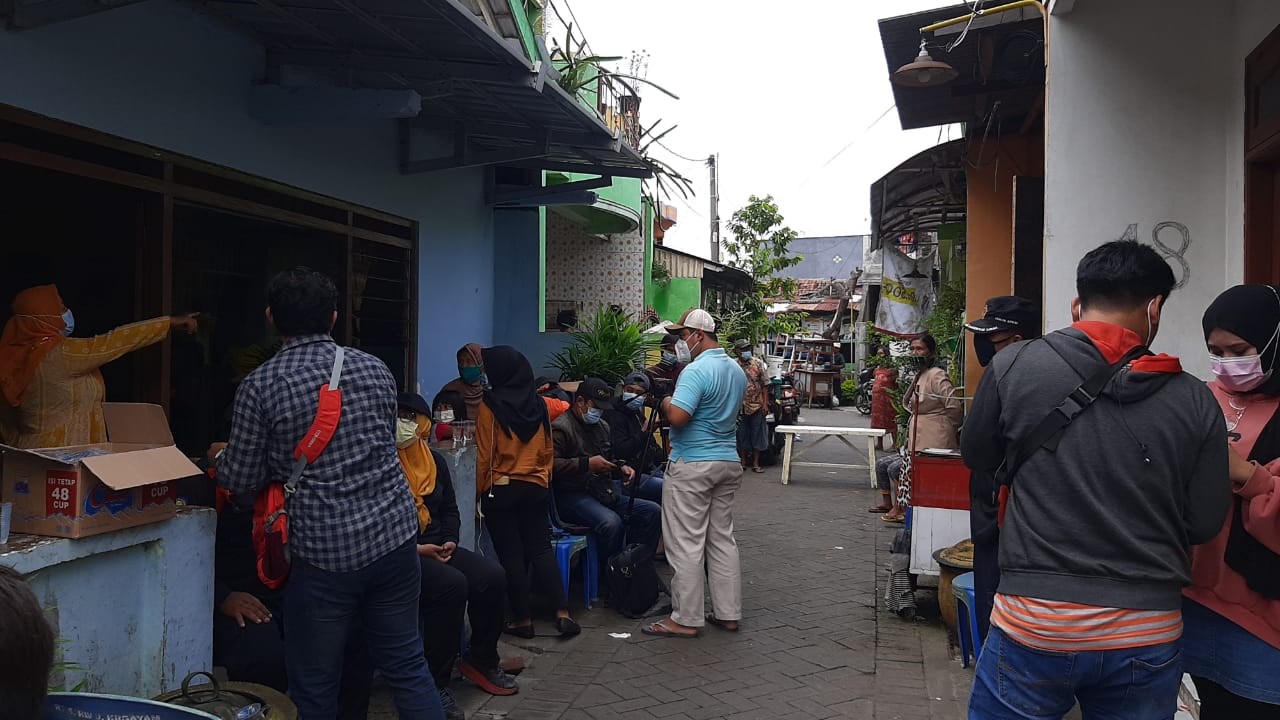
740, 351, 753, 360
661, 351, 677, 365
583, 407, 603, 425
61, 309, 74, 337
623, 392, 645, 411
459, 365, 483, 385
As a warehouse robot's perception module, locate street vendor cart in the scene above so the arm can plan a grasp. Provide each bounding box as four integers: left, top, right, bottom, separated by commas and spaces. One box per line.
790, 336, 841, 408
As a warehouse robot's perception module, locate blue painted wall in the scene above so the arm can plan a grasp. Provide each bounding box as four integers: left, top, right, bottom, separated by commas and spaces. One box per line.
492, 207, 568, 379
0, 0, 493, 398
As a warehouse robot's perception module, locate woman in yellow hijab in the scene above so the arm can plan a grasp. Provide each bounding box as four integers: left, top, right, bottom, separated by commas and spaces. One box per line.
0, 284, 197, 448
394, 393, 518, 713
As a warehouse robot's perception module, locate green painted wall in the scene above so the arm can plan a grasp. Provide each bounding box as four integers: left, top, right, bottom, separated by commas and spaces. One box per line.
546, 172, 642, 235
643, 199, 655, 309
652, 277, 701, 322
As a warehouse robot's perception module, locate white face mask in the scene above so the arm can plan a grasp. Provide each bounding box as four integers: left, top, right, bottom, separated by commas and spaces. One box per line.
395, 418, 421, 449
433, 408, 454, 424
675, 332, 701, 364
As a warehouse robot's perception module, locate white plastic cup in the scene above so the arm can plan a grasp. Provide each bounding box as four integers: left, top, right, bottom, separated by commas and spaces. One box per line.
0, 502, 11, 545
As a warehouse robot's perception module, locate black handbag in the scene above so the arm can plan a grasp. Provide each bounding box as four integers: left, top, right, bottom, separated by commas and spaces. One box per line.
606, 543, 666, 618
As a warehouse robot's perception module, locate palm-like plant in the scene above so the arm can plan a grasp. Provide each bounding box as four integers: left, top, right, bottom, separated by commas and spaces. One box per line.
549, 305, 659, 386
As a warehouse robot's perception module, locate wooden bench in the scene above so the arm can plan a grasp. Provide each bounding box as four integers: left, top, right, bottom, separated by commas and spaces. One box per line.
775, 425, 886, 487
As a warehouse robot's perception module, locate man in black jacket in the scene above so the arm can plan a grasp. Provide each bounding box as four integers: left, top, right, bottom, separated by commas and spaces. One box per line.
962, 295, 1042, 644
602, 371, 664, 503
553, 378, 662, 573
962, 241, 1230, 719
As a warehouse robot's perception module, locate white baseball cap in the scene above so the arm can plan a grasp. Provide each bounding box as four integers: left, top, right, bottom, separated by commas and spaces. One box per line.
666, 308, 716, 333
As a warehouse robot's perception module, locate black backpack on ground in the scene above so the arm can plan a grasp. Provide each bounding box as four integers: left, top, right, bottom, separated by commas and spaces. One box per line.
604, 413, 667, 618
606, 542, 665, 618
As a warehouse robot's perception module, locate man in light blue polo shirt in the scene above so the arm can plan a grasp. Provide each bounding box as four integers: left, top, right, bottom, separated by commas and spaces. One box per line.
643, 308, 747, 639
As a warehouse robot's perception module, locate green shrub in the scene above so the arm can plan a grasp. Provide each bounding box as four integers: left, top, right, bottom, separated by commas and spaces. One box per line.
549, 305, 658, 386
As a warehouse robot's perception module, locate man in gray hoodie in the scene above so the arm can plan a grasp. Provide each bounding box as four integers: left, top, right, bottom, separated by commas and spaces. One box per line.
962, 240, 1230, 720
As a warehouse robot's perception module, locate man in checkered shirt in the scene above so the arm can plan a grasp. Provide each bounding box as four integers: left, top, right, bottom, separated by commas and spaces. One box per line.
217, 267, 441, 720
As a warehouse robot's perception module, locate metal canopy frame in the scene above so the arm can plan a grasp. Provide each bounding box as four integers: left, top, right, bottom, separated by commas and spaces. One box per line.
2, 0, 651, 177
869, 139, 967, 250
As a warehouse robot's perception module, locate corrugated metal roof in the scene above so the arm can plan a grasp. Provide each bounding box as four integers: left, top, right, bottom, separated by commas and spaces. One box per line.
198, 0, 650, 175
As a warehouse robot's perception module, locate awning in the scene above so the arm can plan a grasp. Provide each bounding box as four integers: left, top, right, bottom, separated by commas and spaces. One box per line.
200, 0, 651, 177
879, 3, 1045, 131
869, 139, 966, 249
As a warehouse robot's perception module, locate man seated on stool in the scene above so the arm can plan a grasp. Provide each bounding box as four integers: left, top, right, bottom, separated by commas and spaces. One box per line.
602, 371, 666, 503
552, 378, 662, 580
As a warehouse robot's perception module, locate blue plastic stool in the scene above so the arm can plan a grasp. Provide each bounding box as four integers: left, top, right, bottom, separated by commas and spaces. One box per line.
952, 571, 981, 668
550, 530, 598, 608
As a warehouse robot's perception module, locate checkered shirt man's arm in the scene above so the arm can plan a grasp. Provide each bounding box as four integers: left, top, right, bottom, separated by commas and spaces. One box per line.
218, 376, 270, 498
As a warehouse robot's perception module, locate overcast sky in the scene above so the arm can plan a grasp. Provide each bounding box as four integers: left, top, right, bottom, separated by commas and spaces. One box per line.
560, 0, 961, 259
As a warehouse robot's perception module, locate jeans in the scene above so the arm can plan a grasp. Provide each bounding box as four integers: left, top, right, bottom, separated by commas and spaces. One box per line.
283, 539, 442, 720
482, 480, 565, 620
419, 547, 506, 687
556, 487, 662, 567
969, 627, 1182, 720
624, 474, 663, 504
876, 454, 905, 493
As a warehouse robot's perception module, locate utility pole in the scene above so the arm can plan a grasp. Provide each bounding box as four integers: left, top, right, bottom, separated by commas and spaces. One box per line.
707, 153, 720, 262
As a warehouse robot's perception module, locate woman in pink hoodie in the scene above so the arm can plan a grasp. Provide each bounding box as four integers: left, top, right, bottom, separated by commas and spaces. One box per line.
1190, 285, 1280, 718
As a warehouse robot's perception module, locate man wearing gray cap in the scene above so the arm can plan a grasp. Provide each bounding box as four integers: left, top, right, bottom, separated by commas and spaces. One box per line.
643, 309, 747, 638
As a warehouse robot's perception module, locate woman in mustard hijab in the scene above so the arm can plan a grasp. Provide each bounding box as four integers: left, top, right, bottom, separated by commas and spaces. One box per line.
0, 284, 197, 448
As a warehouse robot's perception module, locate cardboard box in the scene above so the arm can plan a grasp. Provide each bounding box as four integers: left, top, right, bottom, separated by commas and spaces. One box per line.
1, 403, 201, 538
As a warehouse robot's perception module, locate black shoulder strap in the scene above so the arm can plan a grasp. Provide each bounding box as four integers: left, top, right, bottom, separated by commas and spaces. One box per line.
995, 337, 1149, 488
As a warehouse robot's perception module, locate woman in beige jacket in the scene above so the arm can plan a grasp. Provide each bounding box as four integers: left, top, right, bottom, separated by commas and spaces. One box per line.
876, 333, 962, 521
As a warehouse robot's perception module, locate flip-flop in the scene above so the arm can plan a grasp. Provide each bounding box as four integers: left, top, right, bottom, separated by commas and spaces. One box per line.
867, 506, 890, 513
706, 614, 740, 632
881, 514, 905, 524
751, 467, 765, 473
641, 620, 700, 639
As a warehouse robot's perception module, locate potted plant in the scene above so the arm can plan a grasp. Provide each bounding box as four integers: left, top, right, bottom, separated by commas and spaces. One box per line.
549, 305, 659, 386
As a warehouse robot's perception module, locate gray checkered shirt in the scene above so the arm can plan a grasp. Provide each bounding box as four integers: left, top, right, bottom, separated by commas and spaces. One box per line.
218, 334, 417, 572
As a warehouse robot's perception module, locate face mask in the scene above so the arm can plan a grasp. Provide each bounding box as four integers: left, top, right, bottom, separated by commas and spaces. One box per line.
661, 351, 678, 365
395, 418, 420, 448
583, 407, 603, 425
459, 365, 483, 385
433, 408, 454, 424
61, 309, 75, 337
623, 393, 645, 411
676, 333, 702, 364
974, 336, 996, 368
740, 351, 753, 360
1209, 354, 1271, 393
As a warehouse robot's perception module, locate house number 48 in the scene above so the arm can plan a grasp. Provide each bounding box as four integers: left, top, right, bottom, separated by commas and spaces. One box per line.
1120, 222, 1191, 289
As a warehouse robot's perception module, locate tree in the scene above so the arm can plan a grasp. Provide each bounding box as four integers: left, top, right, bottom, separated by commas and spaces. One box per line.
722, 195, 805, 343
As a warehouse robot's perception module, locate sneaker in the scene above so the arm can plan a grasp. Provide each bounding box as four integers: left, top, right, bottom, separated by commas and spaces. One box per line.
458, 657, 519, 696
438, 688, 465, 720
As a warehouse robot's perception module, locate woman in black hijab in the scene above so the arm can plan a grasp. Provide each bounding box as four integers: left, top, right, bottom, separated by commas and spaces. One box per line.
1186, 285, 1280, 717
475, 346, 579, 638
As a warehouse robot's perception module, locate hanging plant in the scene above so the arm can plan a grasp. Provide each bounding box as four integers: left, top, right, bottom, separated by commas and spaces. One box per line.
650, 258, 671, 287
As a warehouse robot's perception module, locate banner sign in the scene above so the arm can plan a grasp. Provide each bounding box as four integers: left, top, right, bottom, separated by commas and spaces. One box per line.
875, 246, 935, 338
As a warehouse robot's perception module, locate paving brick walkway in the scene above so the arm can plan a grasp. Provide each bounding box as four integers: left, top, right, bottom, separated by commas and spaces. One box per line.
372, 408, 973, 719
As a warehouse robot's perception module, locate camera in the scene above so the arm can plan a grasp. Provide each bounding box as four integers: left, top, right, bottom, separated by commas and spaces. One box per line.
650, 377, 675, 399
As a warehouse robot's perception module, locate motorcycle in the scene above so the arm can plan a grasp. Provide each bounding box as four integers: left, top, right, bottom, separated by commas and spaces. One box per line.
852, 367, 875, 416
763, 372, 799, 464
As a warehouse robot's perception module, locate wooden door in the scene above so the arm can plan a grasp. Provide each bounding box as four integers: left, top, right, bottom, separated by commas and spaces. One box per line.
1245, 24, 1280, 283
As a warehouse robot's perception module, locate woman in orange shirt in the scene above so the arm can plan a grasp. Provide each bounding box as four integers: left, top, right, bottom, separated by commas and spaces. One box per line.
475, 345, 579, 638
0, 284, 196, 448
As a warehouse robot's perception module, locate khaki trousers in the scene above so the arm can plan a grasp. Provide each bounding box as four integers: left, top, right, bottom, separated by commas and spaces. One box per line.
662, 459, 743, 627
